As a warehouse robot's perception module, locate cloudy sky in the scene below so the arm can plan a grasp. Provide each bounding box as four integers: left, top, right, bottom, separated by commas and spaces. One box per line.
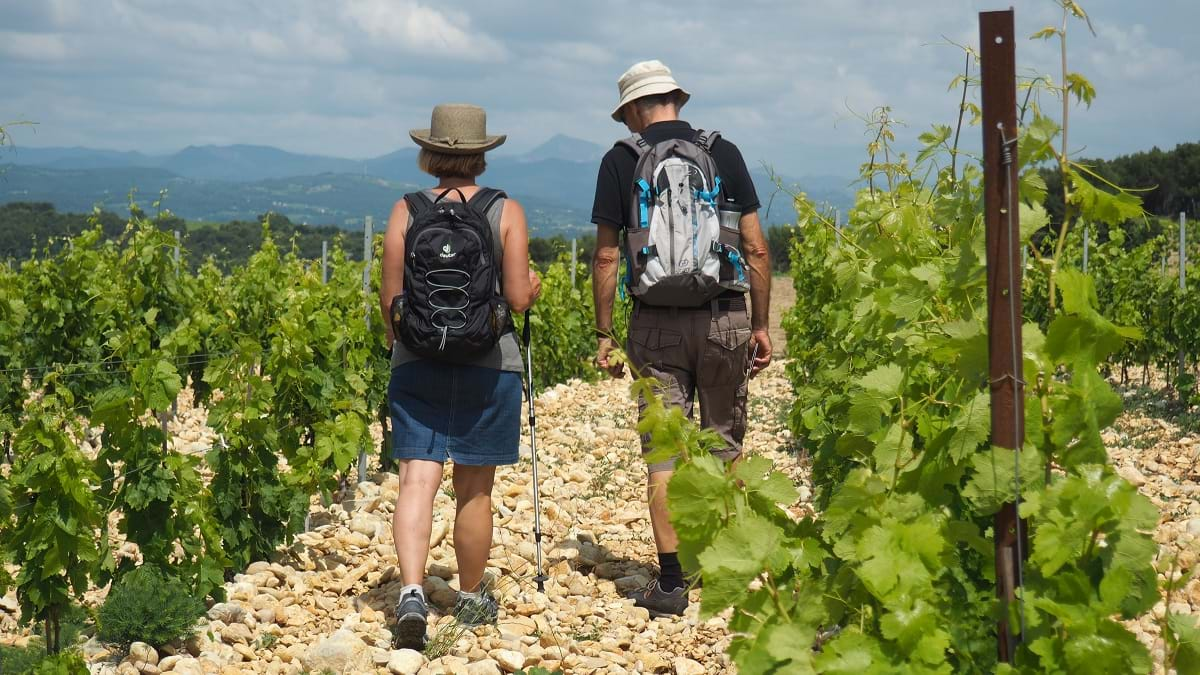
2, 0, 1197, 177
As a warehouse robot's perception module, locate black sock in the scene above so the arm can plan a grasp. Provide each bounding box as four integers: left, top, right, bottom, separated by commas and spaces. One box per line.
658, 552, 684, 592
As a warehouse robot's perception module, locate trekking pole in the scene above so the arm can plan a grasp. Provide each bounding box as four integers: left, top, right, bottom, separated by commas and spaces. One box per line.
522, 310, 549, 593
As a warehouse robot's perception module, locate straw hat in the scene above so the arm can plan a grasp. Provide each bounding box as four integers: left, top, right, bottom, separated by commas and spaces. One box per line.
611, 59, 691, 122
409, 103, 506, 155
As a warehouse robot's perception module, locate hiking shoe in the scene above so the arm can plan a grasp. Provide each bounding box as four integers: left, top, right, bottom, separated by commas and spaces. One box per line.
392, 589, 428, 650
625, 580, 688, 617
453, 591, 499, 627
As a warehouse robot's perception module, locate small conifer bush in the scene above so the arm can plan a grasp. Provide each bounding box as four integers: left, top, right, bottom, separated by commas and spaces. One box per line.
97, 566, 205, 649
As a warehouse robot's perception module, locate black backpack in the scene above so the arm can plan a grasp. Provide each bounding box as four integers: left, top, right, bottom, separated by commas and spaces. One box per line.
391, 187, 512, 363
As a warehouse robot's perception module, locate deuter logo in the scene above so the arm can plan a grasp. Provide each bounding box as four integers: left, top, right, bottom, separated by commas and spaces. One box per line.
439, 242, 456, 259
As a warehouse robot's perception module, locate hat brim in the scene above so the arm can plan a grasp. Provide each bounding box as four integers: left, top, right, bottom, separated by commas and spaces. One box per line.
409, 129, 506, 155
611, 81, 691, 122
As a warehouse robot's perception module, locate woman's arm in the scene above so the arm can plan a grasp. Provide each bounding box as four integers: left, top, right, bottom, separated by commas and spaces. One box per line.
380, 199, 409, 345
499, 198, 539, 313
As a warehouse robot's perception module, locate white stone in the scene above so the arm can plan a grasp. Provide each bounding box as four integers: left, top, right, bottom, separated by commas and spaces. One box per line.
466, 659, 502, 675
386, 648, 425, 674
163, 656, 203, 675
219, 622, 253, 644
674, 656, 706, 675
489, 649, 526, 672
1117, 465, 1148, 487
207, 602, 246, 625
303, 629, 370, 673
129, 641, 159, 667
349, 515, 378, 537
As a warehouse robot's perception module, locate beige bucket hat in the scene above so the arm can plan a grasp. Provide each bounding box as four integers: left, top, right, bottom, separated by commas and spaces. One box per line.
611, 59, 691, 122
409, 103, 506, 155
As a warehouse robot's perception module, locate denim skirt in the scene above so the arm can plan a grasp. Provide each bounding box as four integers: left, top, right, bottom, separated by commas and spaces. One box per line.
388, 360, 522, 466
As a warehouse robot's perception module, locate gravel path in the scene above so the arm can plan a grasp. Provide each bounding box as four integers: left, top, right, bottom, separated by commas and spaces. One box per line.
2, 273, 1194, 674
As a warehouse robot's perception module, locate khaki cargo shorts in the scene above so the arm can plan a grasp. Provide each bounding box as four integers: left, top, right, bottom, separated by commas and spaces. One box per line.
626, 296, 752, 474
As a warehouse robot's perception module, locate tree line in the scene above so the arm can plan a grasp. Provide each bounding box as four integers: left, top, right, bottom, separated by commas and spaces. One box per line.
1, 202, 807, 275
1041, 141, 1199, 247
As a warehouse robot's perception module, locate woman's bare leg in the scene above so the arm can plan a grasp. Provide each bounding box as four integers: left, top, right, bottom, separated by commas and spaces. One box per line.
451, 464, 497, 593
393, 459, 444, 586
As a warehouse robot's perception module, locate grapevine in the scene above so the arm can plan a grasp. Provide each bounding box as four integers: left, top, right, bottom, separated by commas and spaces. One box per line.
655, 8, 1200, 672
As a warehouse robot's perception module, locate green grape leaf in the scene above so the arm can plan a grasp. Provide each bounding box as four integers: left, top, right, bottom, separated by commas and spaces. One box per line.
858, 364, 903, 398
698, 514, 782, 577
879, 597, 951, 664
947, 391, 991, 462
1019, 202, 1051, 244
669, 453, 733, 531
1063, 619, 1152, 674
1168, 613, 1200, 675
763, 621, 818, 671
848, 391, 889, 434
962, 445, 1044, 515
813, 630, 892, 674
1065, 72, 1096, 107
697, 514, 783, 617
1068, 174, 1143, 226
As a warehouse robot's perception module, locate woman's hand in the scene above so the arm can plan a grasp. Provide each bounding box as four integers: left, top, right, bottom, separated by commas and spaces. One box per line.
529, 268, 542, 303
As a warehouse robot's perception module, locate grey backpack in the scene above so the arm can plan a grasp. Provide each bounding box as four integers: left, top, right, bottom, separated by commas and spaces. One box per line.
618, 129, 749, 306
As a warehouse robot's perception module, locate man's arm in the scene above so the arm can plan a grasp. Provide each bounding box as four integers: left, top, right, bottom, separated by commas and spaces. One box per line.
592, 222, 624, 377
740, 209, 773, 375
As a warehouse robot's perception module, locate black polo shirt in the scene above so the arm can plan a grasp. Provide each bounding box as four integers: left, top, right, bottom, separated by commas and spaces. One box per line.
590, 120, 761, 231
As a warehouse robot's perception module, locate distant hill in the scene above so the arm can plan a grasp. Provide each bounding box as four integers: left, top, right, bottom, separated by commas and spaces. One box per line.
0, 139, 855, 233
4, 146, 162, 170
517, 134, 607, 163
0, 164, 589, 236
162, 144, 363, 181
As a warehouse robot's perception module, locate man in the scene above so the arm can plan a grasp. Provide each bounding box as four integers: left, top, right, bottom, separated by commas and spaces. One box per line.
591, 59, 772, 616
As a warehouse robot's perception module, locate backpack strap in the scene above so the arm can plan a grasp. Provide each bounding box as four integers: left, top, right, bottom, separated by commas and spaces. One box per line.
694, 129, 722, 153
403, 191, 434, 217
467, 187, 507, 216
615, 133, 650, 158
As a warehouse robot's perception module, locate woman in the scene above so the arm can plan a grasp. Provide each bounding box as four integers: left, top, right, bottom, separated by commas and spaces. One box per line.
379, 103, 541, 650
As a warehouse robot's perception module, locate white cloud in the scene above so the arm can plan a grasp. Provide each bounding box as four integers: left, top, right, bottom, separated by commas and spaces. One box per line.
341, 0, 507, 62
0, 0, 1196, 175
247, 30, 290, 60
0, 31, 72, 61
1089, 22, 1179, 80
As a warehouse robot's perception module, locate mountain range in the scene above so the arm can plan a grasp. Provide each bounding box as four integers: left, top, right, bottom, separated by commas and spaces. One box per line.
0, 135, 855, 236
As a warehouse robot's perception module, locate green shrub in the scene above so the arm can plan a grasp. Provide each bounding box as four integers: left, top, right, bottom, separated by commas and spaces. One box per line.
0, 646, 87, 675
30, 651, 88, 675
97, 566, 205, 649
0, 604, 92, 674
0, 642, 47, 675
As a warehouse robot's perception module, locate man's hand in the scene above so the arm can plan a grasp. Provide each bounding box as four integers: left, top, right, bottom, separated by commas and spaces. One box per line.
749, 330, 772, 378
596, 336, 625, 378
529, 269, 542, 302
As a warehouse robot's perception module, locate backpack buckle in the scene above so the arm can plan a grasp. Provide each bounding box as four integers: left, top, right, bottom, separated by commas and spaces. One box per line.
726, 249, 747, 283
693, 176, 722, 205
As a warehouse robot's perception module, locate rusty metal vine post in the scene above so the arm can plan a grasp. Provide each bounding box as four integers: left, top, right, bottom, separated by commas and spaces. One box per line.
981, 8, 1028, 664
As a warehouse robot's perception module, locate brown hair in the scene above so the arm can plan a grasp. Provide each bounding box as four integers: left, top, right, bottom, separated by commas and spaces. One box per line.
417, 149, 487, 179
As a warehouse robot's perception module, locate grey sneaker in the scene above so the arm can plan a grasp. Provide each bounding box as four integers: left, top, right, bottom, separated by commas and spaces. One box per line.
453, 591, 499, 627
392, 589, 428, 650
625, 580, 688, 617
